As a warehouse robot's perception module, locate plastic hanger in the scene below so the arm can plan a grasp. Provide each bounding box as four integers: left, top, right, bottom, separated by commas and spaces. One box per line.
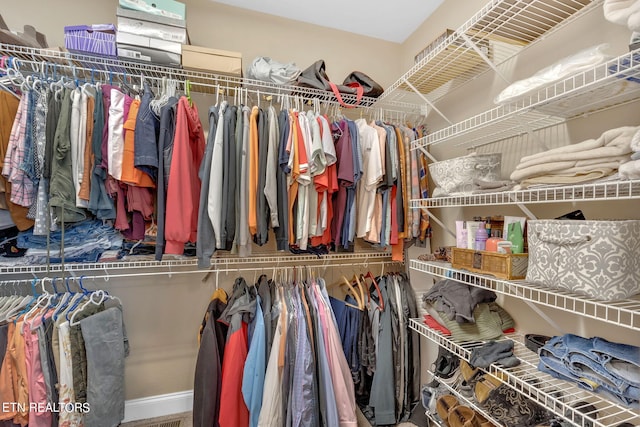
5, 279, 39, 323
364, 270, 384, 312
185, 79, 193, 107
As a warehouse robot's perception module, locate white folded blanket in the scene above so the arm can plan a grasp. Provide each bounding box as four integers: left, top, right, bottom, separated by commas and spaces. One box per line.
632, 128, 640, 151
510, 126, 637, 181
604, 0, 640, 31
620, 159, 640, 179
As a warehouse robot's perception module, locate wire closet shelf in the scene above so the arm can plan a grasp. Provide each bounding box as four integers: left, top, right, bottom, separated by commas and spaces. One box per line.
410, 319, 640, 427
377, 0, 602, 107
409, 179, 640, 208
0, 43, 420, 116
0, 251, 397, 277
410, 260, 640, 331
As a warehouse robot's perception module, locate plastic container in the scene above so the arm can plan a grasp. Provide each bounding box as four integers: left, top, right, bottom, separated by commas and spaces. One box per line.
486, 229, 503, 252
475, 222, 488, 251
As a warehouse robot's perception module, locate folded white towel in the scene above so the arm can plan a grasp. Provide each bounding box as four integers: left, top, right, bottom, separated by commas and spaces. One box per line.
604, 0, 640, 31
510, 126, 637, 181
518, 167, 619, 188
632, 128, 640, 152
619, 159, 640, 179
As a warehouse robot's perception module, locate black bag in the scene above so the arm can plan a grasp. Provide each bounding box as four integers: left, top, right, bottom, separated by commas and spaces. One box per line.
296, 60, 384, 108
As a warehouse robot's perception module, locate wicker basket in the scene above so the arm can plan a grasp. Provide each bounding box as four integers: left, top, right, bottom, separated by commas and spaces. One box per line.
451, 248, 528, 280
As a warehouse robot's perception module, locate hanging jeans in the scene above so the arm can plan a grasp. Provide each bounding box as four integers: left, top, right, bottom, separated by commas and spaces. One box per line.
80, 307, 127, 427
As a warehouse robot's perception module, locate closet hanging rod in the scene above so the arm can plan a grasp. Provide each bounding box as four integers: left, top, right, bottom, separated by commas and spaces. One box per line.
0, 260, 403, 287
0, 251, 395, 275
0, 42, 420, 115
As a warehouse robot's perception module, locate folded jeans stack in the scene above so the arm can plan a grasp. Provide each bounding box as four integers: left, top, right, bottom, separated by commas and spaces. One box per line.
538, 334, 640, 407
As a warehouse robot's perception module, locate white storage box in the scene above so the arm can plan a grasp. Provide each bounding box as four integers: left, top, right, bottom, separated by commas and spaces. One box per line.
429, 153, 502, 197
526, 220, 640, 301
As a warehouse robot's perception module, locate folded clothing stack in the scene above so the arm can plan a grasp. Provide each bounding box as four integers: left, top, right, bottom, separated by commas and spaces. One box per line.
619, 127, 640, 179
539, 333, 640, 407
510, 126, 639, 188
15, 219, 123, 264
422, 279, 515, 342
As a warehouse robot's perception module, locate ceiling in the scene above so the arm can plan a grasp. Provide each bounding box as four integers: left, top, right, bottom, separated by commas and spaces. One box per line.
211, 0, 444, 43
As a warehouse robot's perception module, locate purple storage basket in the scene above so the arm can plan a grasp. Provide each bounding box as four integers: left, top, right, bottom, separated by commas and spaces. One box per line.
64, 24, 117, 57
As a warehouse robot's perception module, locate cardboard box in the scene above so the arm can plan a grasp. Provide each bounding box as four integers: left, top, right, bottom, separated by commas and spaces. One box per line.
181, 45, 242, 76
117, 32, 182, 55
117, 15, 188, 44
119, 0, 186, 22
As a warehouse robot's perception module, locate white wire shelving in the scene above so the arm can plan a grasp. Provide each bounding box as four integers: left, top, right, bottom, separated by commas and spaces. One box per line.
409, 179, 640, 208
377, 0, 598, 107
410, 260, 640, 331
0, 43, 419, 115
410, 320, 640, 427
411, 49, 640, 151
0, 251, 395, 278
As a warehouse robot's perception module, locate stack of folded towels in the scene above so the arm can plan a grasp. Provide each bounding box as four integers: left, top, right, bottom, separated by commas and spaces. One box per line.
510, 126, 639, 188
619, 127, 640, 179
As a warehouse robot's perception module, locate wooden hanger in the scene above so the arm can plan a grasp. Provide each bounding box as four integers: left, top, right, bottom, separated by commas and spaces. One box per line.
326, 276, 361, 310
351, 273, 366, 310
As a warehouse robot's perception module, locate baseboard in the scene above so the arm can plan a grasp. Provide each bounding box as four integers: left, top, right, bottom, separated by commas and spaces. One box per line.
123, 390, 193, 423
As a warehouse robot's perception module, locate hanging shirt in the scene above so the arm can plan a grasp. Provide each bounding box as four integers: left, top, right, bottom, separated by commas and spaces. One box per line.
248, 106, 260, 238
355, 119, 383, 238
196, 106, 218, 268
236, 106, 252, 257
208, 101, 227, 250
221, 105, 237, 250
78, 86, 95, 204
242, 295, 266, 427
313, 280, 357, 427
275, 110, 290, 251
264, 106, 280, 228
257, 292, 284, 427
255, 108, 269, 246
107, 89, 127, 180
88, 84, 116, 221
121, 99, 155, 188
50, 89, 86, 224
70, 88, 89, 208
32, 87, 50, 235
3, 92, 36, 208
369, 277, 396, 425
295, 113, 312, 250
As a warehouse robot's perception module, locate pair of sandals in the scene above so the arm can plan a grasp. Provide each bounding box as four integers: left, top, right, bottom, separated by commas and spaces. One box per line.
436, 394, 493, 427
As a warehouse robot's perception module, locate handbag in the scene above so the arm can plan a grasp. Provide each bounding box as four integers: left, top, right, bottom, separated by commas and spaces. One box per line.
296, 60, 384, 107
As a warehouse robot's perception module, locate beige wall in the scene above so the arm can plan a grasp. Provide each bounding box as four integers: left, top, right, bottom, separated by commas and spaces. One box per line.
2, 0, 402, 88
